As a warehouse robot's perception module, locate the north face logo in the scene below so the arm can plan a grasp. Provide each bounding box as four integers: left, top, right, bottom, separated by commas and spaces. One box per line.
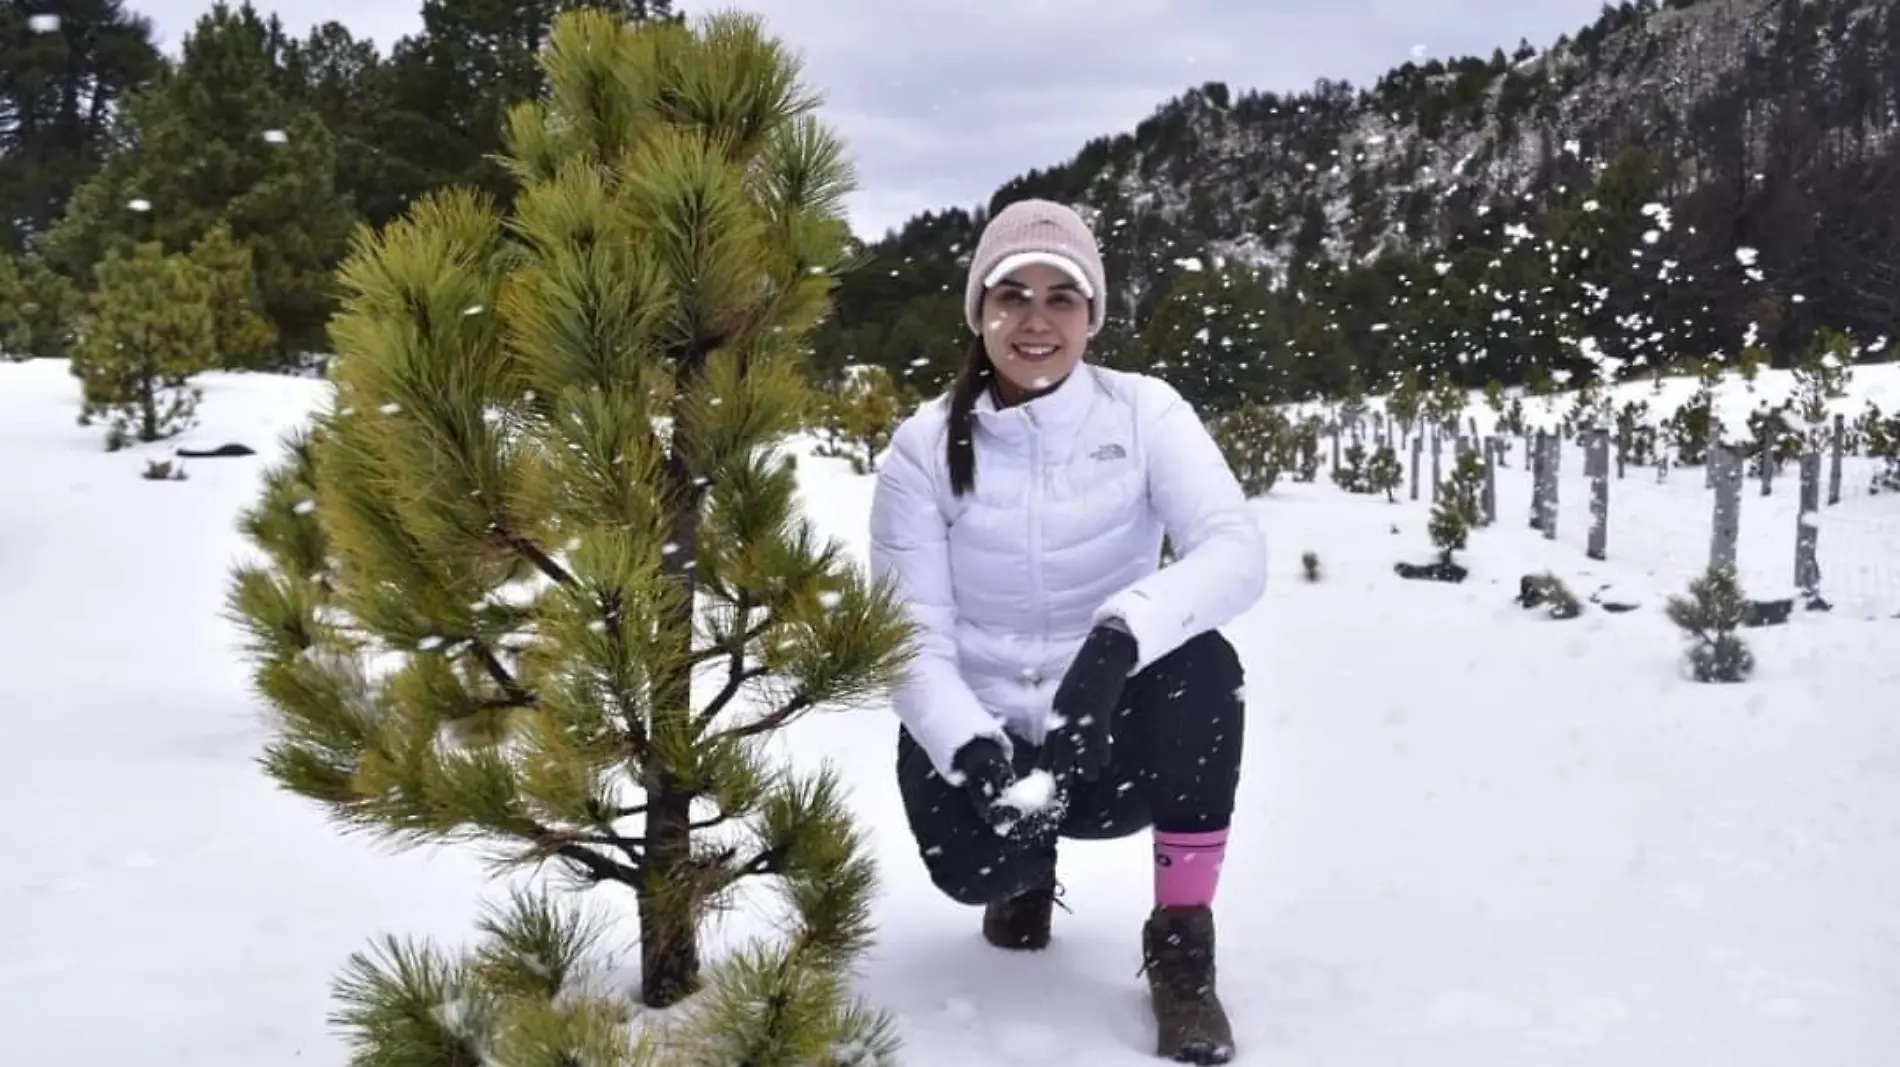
1089, 443, 1126, 461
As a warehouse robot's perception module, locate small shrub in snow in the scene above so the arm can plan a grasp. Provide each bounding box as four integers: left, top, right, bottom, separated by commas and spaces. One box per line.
1744, 402, 1796, 478
1427, 448, 1485, 561
1363, 444, 1403, 501
811, 363, 904, 474
1332, 442, 1368, 492
0, 253, 82, 360
1516, 572, 1581, 619
1211, 402, 1292, 496
1665, 563, 1755, 683
1667, 388, 1720, 467
1561, 382, 1611, 439
1498, 395, 1526, 439
1300, 551, 1320, 582
140, 458, 186, 481
1480, 379, 1504, 426
1387, 370, 1423, 443
1791, 328, 1854, 451
71, 242, 213, 450
1291, 417, 1322, 481
1423, 377, 1466, 439
1616, 399, 1657, 467
1736, 342, 1768, 385
1856, 403, 1900, 493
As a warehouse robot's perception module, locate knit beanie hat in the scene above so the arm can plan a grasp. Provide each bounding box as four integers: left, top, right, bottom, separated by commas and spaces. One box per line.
964, 198, 1107, 337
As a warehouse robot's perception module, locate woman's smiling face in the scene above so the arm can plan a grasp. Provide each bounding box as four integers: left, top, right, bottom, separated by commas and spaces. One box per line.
978, 261, 1092, 402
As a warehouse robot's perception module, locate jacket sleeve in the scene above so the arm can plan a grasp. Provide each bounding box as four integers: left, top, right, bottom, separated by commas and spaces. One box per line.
1092, 379, 1267, 673
868, 412, 1009, 781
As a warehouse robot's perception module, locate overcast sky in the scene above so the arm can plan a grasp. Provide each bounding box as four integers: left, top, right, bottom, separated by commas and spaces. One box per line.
132, 0, 1612, 240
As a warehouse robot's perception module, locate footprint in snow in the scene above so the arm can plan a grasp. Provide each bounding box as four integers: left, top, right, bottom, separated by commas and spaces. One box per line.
940, 996, 978, 1022
988, 1019, 1069, 1060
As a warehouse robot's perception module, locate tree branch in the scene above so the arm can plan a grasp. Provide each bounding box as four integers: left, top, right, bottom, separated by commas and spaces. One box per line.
522, 828, 646, 887
472, 691, 537, 713
714, 846, 784, 893
684, 598, 771, 669
466, 636, 535, 707
706, 691, 816, 744
504, 531, 577, 588
693, 662, 771, 734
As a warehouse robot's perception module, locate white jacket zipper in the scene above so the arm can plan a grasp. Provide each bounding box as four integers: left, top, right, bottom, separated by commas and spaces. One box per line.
1024, 406, 1048, 739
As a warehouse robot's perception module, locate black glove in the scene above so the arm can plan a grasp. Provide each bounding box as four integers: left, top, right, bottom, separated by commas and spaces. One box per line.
1039, 623, 1138, 785
954, 737, 1061, 837
952, 737, 1019, 830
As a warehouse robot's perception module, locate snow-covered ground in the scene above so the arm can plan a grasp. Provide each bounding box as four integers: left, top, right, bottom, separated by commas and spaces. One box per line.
4, 355, 1898, 1066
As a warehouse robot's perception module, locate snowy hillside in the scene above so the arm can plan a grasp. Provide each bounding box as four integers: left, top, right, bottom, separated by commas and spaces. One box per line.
3, 356, 1898, 1066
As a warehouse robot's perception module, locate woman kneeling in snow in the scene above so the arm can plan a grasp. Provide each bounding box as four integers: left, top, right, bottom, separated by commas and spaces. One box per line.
867, 198, 1268, 1065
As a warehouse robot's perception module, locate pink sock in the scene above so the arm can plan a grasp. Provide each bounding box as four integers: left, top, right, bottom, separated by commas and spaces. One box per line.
1153, 828, 1229, 908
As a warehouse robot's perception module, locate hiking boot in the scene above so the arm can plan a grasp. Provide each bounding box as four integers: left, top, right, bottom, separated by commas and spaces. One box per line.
1140, 905, 1235, 1064
982, 879, 1065, 950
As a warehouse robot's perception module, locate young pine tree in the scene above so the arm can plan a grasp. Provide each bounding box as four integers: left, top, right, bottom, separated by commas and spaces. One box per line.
188, 221, 277, 370
1364, 444, 1403, 501
72, 241, 214, 449
1212, 401, 1290, 497
1665, 562, 1754, 683
228, 10, 912, 1061
1428, 446, 1486, 561
813, 363, 905, 474
0, 252, 83, 360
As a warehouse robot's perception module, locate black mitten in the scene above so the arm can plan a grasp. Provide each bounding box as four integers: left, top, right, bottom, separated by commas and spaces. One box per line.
1039, 623, 1138, 784
954, 737, 1066, 836
952, 737, 1018, 829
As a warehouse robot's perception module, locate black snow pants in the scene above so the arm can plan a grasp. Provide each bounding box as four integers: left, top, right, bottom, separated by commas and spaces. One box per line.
895, 628, 1247, 906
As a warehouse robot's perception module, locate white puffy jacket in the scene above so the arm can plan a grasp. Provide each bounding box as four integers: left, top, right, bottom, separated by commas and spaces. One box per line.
867, 361, 1268, 780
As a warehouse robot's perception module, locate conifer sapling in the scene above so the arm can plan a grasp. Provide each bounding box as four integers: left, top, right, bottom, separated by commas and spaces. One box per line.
813, 363, 904, 474
229, 10, 912, 1060
1212, 402, 1290, 497
1365, 444, 1403, 501
1664, 562, 1754, 683
1427, 446, 1486, 561
71, 241, 215, 449
1293, 417, 1322, 481
1332, 441, 1368, 492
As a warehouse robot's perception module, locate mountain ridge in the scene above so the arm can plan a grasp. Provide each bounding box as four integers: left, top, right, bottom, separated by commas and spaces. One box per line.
816, 0, 1900, 410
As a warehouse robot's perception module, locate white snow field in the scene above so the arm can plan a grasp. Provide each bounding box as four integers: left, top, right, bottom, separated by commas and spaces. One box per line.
4, 355, 1899, 1066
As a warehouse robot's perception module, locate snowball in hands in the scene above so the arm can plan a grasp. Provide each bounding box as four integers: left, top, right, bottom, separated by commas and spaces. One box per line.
1000, 769, 1057, 811
989, 769, 1059, 835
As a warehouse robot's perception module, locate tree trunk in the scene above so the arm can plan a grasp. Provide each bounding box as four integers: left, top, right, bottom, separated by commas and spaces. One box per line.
637, 767, 700, 1007
139, 344, 157, 441
636, 408, 711, 1008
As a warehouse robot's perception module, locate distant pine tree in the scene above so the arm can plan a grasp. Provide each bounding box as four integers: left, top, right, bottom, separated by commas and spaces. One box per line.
814, 363, 906, 474
1427, 446, 1486, 560
42, 3, 355, 365
186, 222, 277, 371
71, 242, 213, 449
1665, 563, 1754, 683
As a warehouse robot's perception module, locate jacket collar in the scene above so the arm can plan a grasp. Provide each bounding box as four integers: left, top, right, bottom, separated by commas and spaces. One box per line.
971, 360, 1100, 443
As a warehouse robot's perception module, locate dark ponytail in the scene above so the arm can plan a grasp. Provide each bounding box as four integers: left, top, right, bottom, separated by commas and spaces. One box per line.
946, 334, 990, 497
